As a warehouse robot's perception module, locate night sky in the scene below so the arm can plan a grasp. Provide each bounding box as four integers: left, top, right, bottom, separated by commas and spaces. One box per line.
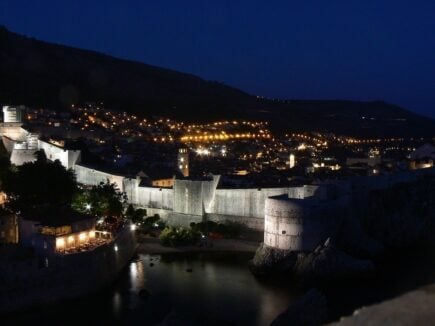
1, 0, 434, 118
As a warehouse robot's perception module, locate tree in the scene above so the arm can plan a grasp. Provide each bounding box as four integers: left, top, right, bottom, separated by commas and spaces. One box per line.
72, 181, 127, 217
2, 159, 77, 212
0, 141, 11, 191
125, 204, 147, 224
34, 149, 47, 164
0, 156, 11, 191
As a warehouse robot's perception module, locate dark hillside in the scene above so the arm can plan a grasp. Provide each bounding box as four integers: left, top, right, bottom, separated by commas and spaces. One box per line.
1, 26, 434, 137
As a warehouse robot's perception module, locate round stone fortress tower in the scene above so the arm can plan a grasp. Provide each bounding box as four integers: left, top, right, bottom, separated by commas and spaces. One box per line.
264, 184, 347, 252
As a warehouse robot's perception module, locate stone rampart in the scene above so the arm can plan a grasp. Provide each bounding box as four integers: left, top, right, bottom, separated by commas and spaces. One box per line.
264, 195, 344, 251
211, 187, 289, 219
74, 164, 125, 192
38, 140, 81, 169
10, 149, 37, 166
135, 186, 173, 210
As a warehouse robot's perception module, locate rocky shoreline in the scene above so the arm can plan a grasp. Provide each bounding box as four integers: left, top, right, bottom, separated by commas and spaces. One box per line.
250, 238, 376, 284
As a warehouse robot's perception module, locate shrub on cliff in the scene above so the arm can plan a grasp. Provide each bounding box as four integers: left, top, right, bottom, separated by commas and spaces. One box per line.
125, 204, 147, 224
159, 227, 201, 247
190, 221, 242, 238
144, 215, 162, 227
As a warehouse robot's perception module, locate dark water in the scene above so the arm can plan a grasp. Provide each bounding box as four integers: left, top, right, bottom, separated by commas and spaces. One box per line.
7, 247, 435, 325
5, 252, 301, 326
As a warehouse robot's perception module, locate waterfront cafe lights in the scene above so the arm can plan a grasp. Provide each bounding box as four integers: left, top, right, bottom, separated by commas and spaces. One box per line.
55, 230, 97, 251
56, 224, 136, 252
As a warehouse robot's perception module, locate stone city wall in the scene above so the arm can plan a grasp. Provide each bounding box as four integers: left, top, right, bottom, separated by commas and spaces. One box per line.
207, 213, 264, 231
173, 179, 209, 216
166, 212, 204, 227
74, 165, 125, 192
0, 124, 26, 144
211, 187, 289, 219
135, 186, 173, 210
10, 149, 37, 166
38, 140, 81, 169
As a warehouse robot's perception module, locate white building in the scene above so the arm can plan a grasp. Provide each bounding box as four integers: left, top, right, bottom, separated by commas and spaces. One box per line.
2, 106, 23, 123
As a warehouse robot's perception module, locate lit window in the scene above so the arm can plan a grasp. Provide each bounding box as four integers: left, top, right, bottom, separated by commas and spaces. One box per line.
56, 237, 65, 248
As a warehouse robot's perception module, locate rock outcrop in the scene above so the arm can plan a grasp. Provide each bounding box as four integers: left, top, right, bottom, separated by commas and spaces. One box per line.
249, 243, 297, 276
294, 239, 375, 283
251, 238, 375, 282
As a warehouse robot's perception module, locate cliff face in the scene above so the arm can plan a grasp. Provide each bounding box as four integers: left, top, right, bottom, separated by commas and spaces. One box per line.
363, 175, 435, 249
1, 26, 434, 137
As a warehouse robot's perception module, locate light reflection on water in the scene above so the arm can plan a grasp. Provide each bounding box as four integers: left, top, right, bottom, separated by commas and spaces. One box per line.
122, 253, 298, 325
5, 252, 299, 326
7, 248, 435, 325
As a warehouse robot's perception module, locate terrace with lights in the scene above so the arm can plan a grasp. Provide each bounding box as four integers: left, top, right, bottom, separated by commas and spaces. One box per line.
18, 203, 136, 256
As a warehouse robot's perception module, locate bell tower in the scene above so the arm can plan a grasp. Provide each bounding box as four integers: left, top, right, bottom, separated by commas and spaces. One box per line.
177, 147, 189, 177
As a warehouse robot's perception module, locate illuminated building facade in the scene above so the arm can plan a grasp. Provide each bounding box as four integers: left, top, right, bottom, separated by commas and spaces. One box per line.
2, 105, 23, 123
18, 208, 104, 255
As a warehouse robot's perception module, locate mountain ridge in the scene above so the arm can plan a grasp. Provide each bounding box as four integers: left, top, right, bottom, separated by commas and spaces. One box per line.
0, 26, 433, 137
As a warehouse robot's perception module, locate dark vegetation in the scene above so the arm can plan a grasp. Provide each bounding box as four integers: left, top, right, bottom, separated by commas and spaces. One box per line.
159, 221, 243, 247
0, 149, 128, 219
190, 221, 242, 239
159, 226, 202, 247
72, 181, 127, 217
1, 151, 76, 211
